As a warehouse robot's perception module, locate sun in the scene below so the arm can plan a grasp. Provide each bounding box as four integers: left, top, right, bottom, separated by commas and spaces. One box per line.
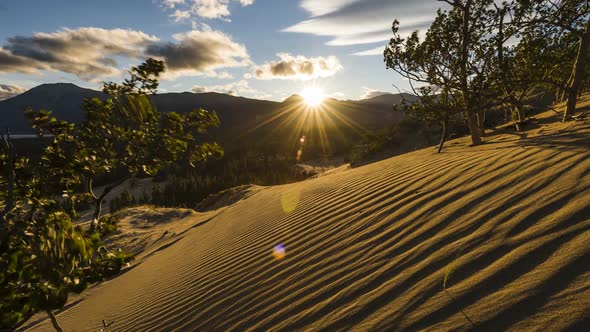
300, 86, 326, 107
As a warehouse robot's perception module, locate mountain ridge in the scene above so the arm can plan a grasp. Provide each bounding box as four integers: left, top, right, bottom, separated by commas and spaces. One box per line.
0, 84, 408, 139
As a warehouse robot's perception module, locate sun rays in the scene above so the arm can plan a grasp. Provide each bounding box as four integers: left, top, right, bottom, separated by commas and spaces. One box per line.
234, 85, 369, 160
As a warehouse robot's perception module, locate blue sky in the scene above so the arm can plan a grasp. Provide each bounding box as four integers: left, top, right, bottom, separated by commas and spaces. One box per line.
0, 0, 437, 101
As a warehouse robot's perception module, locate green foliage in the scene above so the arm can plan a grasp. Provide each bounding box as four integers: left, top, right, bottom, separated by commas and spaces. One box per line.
108, 188, 143, 214
25, 58, 222, 231
384, 1, 519, 145
0, 132, 132, 330
150, 153, 298, 209
99, 214, 121, 238
349, 131, 393, 165
348, 117, 457, 165
385, 0, 590, 137
1, 58, 219, 330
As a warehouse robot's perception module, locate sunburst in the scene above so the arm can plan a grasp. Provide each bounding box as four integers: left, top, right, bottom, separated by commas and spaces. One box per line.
300, 86, 325, 107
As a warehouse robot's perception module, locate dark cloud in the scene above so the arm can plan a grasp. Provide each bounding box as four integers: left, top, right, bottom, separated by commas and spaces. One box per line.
0, 28, 158, 80
251, 53, 342, 80
146, 30, 250, 78
0, 27, 249, 80
0, 48, 47, 73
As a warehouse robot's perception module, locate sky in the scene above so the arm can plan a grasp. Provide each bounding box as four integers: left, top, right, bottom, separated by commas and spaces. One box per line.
0, 0, 439, 101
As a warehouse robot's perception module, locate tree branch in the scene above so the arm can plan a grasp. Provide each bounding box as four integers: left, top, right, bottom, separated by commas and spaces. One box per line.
0, 129, 16, 222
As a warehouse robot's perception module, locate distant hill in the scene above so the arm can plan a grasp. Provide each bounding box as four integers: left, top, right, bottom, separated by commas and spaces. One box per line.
0, 84, 409, 145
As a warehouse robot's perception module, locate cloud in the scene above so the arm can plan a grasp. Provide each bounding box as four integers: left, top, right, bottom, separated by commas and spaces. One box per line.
171, 9, 192, 22
360, 87, 391, 99
192, 79, 253, 95
0, 27, 158, 79
0, 84, 26, 100
146, 29, 250, 78
194, 0, 231, 19
285, 0, 437, 47
192, 79, 270, 99
0, 48, 47, 73
160, 0, 254, 20
300, 0, 359, 16
331, 91, 346, 99
251, 53, 342, 81
352, 46, 384, 56
0, 26, 250, 80
161, 0, 185, 8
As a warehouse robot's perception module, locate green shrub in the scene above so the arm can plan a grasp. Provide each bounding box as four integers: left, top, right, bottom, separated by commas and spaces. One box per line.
99, 215, 121, 238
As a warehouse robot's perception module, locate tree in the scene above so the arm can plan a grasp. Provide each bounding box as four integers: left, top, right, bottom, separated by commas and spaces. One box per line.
0, 129, 131, 331
1, 58, 223, 330
385, 0, 504, 146
27, 58, 223, 231
518, 0, 590, 120
397, 86, 462, 153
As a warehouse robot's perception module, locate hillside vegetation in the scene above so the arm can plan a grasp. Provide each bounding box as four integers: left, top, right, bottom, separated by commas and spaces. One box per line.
23, 100, 590, 331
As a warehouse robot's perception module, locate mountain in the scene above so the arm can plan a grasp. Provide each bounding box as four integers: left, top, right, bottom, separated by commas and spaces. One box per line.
354, 92, 418, 108
0, 83, 103, 133
0, 84, 408, 143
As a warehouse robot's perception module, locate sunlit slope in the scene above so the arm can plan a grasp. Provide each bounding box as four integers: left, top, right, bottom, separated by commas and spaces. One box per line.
27, 110, 590, 331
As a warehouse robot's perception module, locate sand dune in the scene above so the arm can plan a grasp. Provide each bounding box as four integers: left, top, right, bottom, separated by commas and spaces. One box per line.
23, 109, 590, 331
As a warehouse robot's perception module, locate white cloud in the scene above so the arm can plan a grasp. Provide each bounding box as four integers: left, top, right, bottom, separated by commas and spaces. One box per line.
160, 0, 254, 20
146, 29, 250, 79
352, 46, 384, 56
285, 0, 437, 46
162, 0, 185, 9
171, 9, 191, 22
192, 79, 269, 99
251, 53, 342, 81
300, 0, 359, 16
0, 84, 26, 100
192, 79, 253, 95
360, 86, 390, 99
331, 91, 346, 99
194, 0, 231, 19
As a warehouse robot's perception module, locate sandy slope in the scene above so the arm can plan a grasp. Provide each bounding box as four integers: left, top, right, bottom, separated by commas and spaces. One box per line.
24, 108, 590, 331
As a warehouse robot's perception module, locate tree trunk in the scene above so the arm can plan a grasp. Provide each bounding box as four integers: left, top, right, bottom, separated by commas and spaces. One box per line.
465, 110, 482, 145
477, 109, 486, 136
89, 176, 129, 232
496, 5, 526, 125
90, 196, 104, 232
47, 310, 64, 332
458, 0, 481, 145
564, 18, 590, 121
437, 119, 448, 153
517, 104, 525, 122
9, 309, 34, 331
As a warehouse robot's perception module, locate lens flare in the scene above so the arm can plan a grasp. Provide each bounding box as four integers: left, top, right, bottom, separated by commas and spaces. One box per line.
273, 244, 286, 260
297, 135, 305, 161
281, 188, 301, 214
